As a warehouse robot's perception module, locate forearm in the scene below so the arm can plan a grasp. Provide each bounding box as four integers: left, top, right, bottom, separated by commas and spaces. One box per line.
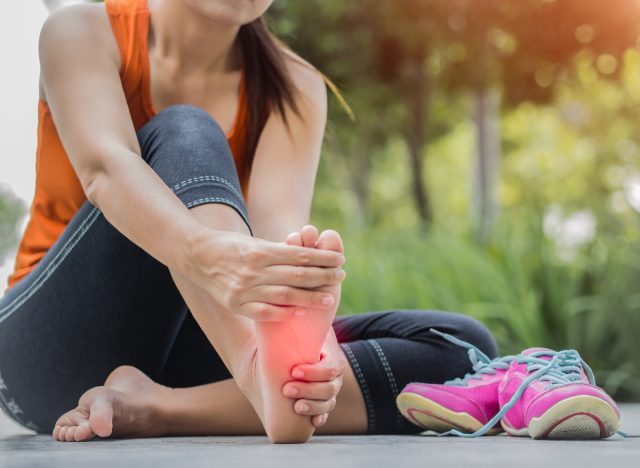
87, 151, 205, 276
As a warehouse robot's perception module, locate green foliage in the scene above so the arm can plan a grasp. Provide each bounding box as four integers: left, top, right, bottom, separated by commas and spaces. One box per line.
333, 221, 640, 401
0, 189, 25, 264
289, 4, 640, 399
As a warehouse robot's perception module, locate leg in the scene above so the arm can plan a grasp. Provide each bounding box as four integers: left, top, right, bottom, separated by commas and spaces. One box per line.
333, 309, 498, 434
0, 105, 251, 435
121, 311, 493, 436
48, 105, 330, 442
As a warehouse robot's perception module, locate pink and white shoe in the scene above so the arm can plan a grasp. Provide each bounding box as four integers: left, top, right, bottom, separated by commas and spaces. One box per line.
498, 348, 620, 439
396, 329, 514, 435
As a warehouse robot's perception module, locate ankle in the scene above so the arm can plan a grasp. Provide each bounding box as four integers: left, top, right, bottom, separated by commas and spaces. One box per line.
153, 385, 180, 436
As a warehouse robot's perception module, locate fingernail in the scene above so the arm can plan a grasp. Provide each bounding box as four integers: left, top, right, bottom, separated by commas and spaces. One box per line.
335, 269, 345, 280
285, 387, 299, 397
298, 403, 310, 413
294, 308, 306, 317
292, 369, 305, 379
338, 254, 346, 265
322, 295, 334, 306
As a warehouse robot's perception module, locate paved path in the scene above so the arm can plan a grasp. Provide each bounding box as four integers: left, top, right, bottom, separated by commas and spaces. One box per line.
1, 405, 639, 468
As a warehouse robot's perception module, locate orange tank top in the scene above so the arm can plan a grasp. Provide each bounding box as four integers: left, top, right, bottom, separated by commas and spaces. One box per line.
6, 0, 251, 290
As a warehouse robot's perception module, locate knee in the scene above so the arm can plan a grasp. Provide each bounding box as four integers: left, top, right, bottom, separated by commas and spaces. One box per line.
140, 105, 236, 176
153, 104, 227, 148
397, 309, 499, 358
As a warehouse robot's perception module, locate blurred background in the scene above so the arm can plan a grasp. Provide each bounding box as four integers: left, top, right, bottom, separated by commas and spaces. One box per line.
1, 0, 640, 400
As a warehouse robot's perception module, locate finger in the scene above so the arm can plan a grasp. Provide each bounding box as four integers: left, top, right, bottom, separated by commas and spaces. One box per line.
262, 265, 345, 289
300, 225, 319, 247
292, 357, 346, 382
242, 302, 303, 322
268, 243, 345, 268
312, 413, 328, 428
294, 398, 337, 416
283, 379, 341, 401
252, 285, 335, 309
286, 232, 303, 246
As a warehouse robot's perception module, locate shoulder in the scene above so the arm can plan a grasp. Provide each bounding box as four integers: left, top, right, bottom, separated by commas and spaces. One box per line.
39, 3, 120, 99
39, 3, 118, 68
40, 2, 113, 42
281, 48, 327, 119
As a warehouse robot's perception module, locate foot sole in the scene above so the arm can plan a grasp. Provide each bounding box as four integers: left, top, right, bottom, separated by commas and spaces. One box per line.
396, 392, 501, 435
525, 395, 619, 440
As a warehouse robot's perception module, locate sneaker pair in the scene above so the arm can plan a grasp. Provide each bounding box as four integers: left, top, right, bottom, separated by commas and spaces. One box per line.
396, 329, 621, 439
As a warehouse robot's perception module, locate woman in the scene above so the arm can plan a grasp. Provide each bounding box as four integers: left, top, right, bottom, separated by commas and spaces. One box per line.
0, 0, 497, 443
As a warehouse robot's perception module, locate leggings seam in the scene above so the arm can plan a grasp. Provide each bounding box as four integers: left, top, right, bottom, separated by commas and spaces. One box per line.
184, 197, 251, 232
0, 207, 101, 322
341, 343, 376, 433
368, 339, 403, 430
172, 175, 243, 201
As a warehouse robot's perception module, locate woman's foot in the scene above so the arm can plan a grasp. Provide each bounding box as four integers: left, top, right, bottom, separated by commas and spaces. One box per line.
52, 366, 171, 442
251, 225, 344, 443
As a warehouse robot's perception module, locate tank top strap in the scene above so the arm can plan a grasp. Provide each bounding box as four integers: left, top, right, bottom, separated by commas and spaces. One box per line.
104, 0, 153, 126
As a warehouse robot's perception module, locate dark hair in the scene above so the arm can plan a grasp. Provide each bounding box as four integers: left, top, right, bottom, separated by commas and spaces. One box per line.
238, 18, 301, 162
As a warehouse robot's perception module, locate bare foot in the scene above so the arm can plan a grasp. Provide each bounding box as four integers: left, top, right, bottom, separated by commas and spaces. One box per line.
52, 366, 171, 442
252, 225, 344, 443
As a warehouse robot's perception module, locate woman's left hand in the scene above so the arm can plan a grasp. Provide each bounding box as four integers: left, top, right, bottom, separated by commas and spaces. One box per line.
281, 330, 347, 428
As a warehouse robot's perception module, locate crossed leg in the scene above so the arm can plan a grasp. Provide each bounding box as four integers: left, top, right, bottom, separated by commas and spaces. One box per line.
52, 215, 367, 442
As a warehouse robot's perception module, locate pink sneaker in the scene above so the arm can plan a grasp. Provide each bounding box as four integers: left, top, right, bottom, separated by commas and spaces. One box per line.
499, 348, 621, 439
396, 329, 514, 435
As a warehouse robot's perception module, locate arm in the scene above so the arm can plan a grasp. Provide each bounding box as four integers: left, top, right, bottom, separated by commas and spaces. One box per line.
246, 59, 348, 427
39, 4, 200, 272
246, 60, 328, 242
39, 5, 343, 320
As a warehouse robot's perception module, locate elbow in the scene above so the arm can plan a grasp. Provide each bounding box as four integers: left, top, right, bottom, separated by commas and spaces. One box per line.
82, 170, 106, 208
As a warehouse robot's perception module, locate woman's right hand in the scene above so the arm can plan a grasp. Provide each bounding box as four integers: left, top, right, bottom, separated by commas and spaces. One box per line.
180, 227, 346, 321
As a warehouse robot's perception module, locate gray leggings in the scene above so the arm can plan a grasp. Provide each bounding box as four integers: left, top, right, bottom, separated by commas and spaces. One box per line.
0, 105, 498, 435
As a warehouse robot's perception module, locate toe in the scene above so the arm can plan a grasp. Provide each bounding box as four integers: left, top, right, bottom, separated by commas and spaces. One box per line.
65, 426, 77, 442
300, 225, 319, 247
286, 232, 303, 246
316, 230, 344, 254
74, 422, 94, 441
57, 426, 68, 441
88, 395, 114, 438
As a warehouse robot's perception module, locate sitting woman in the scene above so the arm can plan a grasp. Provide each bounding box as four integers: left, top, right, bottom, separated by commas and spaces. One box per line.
0, 0, 497, 443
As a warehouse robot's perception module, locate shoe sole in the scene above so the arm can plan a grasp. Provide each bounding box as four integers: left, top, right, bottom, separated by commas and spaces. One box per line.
396, 392, 501, 435
502, 395, 620, 440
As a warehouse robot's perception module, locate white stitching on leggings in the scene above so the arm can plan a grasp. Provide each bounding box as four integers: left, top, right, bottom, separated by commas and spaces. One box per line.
368, 339, 403, 429
0, 176, 244, 319
185, 197, 249, 224
341, 343, 376, 433
172, 175, 243, 200
0, 208, 102, 324
0, 207, 100, 319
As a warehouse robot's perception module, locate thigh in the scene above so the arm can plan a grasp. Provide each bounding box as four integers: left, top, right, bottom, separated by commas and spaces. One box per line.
0, 200, 186, 433
333, 309, 498, 434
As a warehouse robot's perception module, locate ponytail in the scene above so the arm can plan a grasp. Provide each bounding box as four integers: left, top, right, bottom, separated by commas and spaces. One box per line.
238, 18, 300, 163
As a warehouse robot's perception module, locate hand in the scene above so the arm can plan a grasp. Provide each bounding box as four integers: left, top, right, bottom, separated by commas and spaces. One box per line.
282, 330, 347, 428
181, 227, 346, 321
